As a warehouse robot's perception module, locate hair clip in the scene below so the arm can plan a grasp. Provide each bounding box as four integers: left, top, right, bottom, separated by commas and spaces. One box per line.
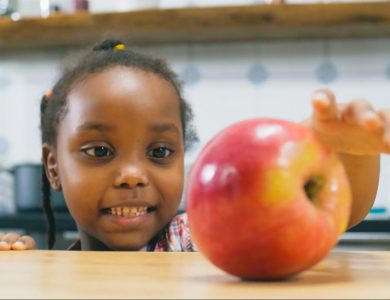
113, 44, 125, 51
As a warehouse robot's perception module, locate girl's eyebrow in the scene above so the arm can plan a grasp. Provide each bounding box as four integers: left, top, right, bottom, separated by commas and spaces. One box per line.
76, 122, 114, 133
76, 122, 179, 134
149, 123, 180, 135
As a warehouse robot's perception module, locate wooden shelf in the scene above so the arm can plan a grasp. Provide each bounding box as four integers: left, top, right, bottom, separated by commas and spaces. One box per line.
1, 2, 390, 51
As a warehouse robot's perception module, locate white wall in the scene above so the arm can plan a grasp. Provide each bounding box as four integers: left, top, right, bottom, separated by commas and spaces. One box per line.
0, 51, 65, 166
1, 38, 390, 215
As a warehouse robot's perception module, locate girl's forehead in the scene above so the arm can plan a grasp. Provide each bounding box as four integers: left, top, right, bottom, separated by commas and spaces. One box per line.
73, 66, 176, 97
63, 67, 182, 130
69, 67, 178, 110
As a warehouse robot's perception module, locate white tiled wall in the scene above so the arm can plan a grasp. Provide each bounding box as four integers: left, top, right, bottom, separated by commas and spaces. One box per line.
1, 38, 390, 215
0, 51, 64, 166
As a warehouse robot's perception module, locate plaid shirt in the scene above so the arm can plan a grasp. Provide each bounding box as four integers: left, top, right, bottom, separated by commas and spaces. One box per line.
151, 213, 195, 252
68, 213, 195, 252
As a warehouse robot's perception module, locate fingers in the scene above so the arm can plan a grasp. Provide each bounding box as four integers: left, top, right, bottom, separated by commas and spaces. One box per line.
11, 236, 36, 250
0, 232, 36, 250
0, 232, 19, 250
311, 88, 338, 121
0, 232, 8, 250
311, 88, 390, 154
312, 89, 384, 131
341, 99, 383, 131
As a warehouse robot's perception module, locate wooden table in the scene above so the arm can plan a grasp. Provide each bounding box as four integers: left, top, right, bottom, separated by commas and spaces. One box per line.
1, 250, 389, 299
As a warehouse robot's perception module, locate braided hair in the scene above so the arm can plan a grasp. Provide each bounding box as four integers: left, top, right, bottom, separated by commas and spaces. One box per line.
40, 39, 198, 249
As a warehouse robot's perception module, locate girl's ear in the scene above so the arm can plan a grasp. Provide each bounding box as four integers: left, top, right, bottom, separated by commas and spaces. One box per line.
42, 143, 62, 191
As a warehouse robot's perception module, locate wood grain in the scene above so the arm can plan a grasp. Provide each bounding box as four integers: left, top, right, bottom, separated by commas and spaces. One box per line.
0, 250, 389, 298
1, 2, 390, 51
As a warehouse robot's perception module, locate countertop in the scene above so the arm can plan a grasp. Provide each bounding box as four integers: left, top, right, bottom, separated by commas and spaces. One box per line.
1, 250, 389, 299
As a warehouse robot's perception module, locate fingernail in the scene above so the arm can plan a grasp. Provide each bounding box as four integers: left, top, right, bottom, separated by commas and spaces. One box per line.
12, 241, 25, 250
363, 115, 382, 130
312, 92, 329, 110
0, 241, 11, 250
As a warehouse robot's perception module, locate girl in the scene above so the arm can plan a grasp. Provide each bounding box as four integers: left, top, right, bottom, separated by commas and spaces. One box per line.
1, 39, 389, 251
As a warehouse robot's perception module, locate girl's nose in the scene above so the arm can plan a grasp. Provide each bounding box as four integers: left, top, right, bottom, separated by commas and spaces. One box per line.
113, 165, 150, 189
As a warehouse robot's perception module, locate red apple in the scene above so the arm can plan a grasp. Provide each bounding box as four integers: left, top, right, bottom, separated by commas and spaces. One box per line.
186, 118, 351, 280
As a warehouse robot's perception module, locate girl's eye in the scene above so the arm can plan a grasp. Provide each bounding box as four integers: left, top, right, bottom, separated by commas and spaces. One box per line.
84, 146, 113, 158
149, 147, 173, 159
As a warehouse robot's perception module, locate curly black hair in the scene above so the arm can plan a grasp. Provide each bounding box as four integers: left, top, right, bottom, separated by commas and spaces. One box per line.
40, 39, 198, 249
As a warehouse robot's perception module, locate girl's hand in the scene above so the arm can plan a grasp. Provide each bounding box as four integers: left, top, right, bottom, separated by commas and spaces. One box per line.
0, 232, 36, 250
309, 88, 390, 155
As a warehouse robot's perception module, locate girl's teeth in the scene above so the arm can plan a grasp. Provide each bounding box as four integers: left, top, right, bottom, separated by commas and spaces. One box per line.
109, 207, 149, 217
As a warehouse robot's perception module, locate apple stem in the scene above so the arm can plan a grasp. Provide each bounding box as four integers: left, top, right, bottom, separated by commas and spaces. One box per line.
304, 175, 325, 201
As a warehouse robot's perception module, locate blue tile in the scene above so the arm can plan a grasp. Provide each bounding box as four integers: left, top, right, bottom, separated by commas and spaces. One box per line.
247, 64, 268, 84
316, 62, 338, 84
180, 64, 201, 85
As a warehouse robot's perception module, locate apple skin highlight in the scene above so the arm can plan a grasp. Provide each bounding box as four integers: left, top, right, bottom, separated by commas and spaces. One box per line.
186, 118, 351, 280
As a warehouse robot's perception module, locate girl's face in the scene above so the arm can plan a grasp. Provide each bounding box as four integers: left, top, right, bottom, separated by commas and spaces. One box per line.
46, 66, 184, 250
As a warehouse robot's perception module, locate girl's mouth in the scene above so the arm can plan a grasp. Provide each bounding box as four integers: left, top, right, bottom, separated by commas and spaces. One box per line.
101, 206, 156, 218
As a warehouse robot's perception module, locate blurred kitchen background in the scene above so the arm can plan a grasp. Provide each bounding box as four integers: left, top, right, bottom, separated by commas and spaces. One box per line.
0, 0, 389, 249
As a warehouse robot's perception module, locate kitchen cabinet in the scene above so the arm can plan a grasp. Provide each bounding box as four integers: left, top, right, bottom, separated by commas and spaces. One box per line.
0, 212, 76, 232
0, 211, 389, 249
1, 2, 390, 52
0, 212, 388, 235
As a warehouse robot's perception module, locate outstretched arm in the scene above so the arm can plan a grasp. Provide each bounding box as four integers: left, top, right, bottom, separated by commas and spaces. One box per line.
306, 88, 390, 228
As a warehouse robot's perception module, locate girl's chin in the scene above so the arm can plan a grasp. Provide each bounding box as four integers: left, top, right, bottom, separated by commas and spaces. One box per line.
107, 244, 147, 251
101, 236, 153, 251
81, 235, 151, 251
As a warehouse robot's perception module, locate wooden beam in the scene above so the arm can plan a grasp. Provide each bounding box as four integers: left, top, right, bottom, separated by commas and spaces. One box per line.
1, 2, 390, 51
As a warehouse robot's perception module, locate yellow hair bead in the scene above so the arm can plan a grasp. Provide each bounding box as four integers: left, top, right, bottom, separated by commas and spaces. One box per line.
113, 44, 125, 51
44, 90, 53, 100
